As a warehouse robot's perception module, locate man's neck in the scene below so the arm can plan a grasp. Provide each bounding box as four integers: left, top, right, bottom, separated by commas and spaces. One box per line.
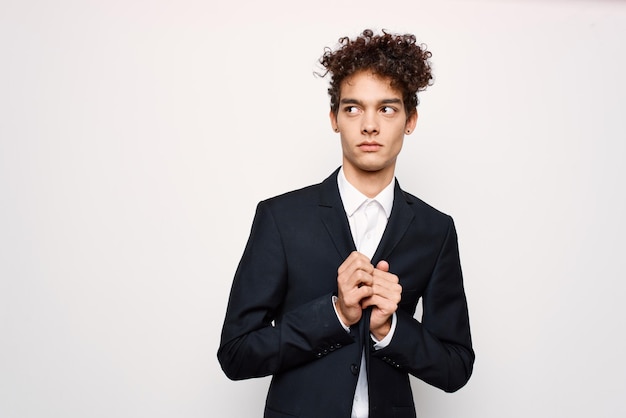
342, 164, 395, 198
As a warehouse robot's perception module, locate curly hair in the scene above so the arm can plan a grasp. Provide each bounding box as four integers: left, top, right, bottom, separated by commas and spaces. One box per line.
318, 29, 433, 115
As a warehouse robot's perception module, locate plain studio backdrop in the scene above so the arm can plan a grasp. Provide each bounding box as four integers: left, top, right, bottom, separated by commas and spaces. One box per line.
1, 0, 625, 417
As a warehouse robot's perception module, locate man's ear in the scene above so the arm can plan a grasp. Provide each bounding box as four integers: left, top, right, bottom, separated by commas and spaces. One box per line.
329, 110, 339, 132
405, 110, 418, 134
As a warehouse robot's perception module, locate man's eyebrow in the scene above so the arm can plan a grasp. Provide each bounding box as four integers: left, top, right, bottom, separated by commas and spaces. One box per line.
339, 98, 403, 105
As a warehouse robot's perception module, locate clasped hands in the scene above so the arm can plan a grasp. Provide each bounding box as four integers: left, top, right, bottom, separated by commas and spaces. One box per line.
334, 251, 402, 341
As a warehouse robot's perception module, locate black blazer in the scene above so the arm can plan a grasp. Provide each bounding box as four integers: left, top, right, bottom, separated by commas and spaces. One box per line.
218, 169, 474, 418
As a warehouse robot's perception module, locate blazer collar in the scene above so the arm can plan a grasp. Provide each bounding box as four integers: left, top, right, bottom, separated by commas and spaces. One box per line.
318, 168, 356, 260
372, 183, 415, 264
318, 168, 415, 263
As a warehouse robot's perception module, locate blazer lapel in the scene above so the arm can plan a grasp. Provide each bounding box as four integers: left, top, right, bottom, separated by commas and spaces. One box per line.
365, 181, 415, 377
318, 171, 415, 264
318, 168, 356, 260
318, 170, 373, 378
372, 180, 415, 265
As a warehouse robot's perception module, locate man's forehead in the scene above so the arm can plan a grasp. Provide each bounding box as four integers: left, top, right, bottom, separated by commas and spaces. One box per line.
339, 72, 403, 102
342, 70, 393, 86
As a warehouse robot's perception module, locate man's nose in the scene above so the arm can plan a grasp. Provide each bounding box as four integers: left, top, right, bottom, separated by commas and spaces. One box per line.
361, 111, 379, 135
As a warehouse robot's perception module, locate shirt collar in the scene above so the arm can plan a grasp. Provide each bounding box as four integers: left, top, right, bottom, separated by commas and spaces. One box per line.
337, 166, 395, 219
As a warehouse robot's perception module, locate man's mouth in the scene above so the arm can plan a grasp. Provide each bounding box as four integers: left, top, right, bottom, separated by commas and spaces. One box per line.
358, 142, 382, 152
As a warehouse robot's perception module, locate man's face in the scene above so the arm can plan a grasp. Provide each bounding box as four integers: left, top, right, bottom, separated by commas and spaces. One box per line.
330, 71, 417, 182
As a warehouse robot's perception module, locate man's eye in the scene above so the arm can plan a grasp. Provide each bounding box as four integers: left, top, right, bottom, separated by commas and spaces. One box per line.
381, 106, 396, 114
345, 106, 360, 114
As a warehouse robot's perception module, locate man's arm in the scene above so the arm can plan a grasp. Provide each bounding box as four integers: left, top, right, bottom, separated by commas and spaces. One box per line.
371, 217, 474, 392
217, 201, 355, 380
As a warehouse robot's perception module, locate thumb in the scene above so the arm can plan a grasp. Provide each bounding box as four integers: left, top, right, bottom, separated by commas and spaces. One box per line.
376, 260, 389, 272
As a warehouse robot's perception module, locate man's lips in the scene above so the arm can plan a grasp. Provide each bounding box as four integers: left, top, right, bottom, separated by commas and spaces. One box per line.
358, 142, 382, 152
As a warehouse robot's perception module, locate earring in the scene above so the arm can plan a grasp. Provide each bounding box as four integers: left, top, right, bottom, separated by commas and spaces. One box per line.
334, 128, 339, 132
406, 129, 411, 134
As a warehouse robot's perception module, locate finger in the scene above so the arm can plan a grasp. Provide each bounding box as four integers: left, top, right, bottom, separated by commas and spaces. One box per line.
341, 284, 374, 308
376, 260, 389, 272
338, 251, 373, 275
355, 269, 374, 287
338, 269, 373, 295
372, 268, 399, 284
370, 281, 402, 303
337, 251, 360, 275
361, 294, 397, 314
338, 267, 374, 290
337, 260, 375, 284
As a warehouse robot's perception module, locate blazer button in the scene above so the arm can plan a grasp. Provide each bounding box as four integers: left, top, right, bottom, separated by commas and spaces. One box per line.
350, 364, 359, 376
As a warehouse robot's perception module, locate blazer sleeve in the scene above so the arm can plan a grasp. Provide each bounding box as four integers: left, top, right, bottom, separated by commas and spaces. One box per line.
372, 216, 474, 392
217, 201, 356, 380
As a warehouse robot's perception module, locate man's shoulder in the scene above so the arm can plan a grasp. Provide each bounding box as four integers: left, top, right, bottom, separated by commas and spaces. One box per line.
263, 182, 322, 205
259, 170, 339, 209
398, 187, 453, 224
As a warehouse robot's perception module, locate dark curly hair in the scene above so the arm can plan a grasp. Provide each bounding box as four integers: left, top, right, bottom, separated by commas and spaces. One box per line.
318, 29, 433, 116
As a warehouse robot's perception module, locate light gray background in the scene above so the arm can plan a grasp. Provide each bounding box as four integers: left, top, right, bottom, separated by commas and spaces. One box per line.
1, 0, 625, 417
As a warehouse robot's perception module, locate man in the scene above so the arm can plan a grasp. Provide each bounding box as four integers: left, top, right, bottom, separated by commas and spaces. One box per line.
218, 29, 474, 418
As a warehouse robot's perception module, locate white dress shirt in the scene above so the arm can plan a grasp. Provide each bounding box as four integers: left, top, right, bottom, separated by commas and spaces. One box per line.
335, 167, 398, 418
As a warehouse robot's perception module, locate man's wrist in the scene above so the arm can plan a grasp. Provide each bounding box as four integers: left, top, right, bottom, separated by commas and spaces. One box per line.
370, 318, 392, 341
332, 296, 350, 332
371, 312, 397, 349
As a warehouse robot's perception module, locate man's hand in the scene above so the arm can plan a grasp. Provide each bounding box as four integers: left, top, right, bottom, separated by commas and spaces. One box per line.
335, 254, 402, 340
362, 260, 402, 340
335, 251, 374, 326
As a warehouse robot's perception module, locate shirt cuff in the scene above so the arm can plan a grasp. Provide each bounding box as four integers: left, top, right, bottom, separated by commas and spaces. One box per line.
331, 295, 350, 332
371, 312, 397, 350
